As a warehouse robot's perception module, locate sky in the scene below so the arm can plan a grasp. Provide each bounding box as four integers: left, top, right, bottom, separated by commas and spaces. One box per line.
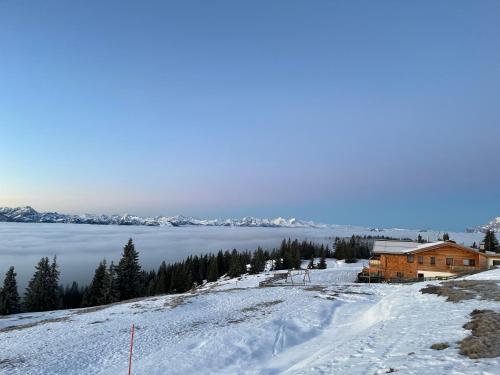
0, 0, 499, 231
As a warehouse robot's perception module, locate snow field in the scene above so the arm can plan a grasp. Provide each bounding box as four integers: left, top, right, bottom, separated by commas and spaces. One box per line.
1, 262, 499, 374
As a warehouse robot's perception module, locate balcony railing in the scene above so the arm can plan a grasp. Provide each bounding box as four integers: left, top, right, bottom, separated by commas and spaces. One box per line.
449, 265, 480, 273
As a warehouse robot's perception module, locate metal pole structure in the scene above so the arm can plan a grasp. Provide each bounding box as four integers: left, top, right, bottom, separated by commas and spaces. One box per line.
128, 323, 135, 375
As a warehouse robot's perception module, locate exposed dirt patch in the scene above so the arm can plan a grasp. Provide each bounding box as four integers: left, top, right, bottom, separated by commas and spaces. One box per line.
420, 280, 500, 303
211, 287, 249, 294
314, 295, 336, 301
339, 290, 373, 295
0, 316, 71, 333
72, 304, 115, 315
164, 295, 189, 309
227, 318, 246, 324
88, 319, 109, 325
0, 357, 25, 369
430, 342, 449, 350
304, 285, 328, 292
241, 299, 284, 313
73, 295, 167, 316
16, 315, 35, 320
459, 309, 500, 359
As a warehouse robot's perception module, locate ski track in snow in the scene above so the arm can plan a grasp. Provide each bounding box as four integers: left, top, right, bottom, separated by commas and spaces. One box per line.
1, 261, 499, 374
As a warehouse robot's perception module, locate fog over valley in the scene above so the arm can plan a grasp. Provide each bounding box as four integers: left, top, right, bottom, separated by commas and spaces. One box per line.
0, 223, 485, 290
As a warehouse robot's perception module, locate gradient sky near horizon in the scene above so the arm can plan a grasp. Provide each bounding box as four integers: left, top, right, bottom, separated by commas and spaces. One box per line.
1, 0, 499, 231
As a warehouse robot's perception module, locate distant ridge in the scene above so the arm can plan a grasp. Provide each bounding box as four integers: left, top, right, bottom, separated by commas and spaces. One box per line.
0, 206, 328, 228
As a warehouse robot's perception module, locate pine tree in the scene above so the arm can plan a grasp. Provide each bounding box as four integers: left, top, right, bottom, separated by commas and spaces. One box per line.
82, 260, 111, 307
117, 239, 142, 301
191, 255, 202, 286
325, 245, 332, 258
143, 270, 156, 296
182, 258, 194, 291
250, 247, 266, 274
216, 251, 224, 276
62, 281, 83, 309
482, 230, 499, 253
442, 233, 450, 241
273, 251, 283, 270
198, 254, 208, 282
318, 249, 327, 269
155, 261, 169, 294
24, 256, 60, 312
228, 250, 244, 278
169, 263, 185, 292
207, 256, 219, 282
108, 261, 119, 303
48, 256, 61, 309
307, 255, 315, 269
222, 251, 231, 275
0, 267, 21, 315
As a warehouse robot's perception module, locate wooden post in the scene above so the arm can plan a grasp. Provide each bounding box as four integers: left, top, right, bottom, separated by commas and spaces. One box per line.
303, 269, 311, 283
128, 323, 135, 375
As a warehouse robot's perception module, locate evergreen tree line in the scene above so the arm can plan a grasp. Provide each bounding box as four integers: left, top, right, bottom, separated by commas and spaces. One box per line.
481, 230, 499, 253
269, 239, 333, 271
9, 232, 494, 316
0, 237, 335, 315
332, 235, 373, 262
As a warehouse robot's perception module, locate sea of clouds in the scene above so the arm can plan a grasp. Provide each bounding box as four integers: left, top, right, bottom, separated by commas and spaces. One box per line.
0, 223, 484, 290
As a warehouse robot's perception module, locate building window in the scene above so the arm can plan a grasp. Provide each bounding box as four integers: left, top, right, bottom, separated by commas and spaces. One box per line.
396, 272, 404, 278
463, 259, 475, 266
418, 256, 423, 264
446, 258, 453, 266
430, 257, 436, 265
407, 255, 414, 263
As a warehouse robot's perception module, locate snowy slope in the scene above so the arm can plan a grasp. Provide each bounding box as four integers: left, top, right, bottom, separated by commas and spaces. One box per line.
1, 262, 499, 374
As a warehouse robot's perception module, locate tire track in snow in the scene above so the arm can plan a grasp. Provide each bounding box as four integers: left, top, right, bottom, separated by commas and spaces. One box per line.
272, 317, 287, 356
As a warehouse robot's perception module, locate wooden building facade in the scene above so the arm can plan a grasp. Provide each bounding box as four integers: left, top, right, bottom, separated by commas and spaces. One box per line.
359, 241, 500, 282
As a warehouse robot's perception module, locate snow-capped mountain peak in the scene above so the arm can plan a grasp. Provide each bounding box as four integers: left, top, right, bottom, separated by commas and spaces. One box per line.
467, 217, 500, 233
0, 206, 325, 228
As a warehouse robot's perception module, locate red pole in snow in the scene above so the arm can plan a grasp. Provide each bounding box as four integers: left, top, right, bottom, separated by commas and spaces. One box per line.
128, 323, 135, 375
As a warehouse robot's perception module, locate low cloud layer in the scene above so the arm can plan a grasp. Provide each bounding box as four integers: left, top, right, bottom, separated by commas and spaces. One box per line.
0, 223, 483, 290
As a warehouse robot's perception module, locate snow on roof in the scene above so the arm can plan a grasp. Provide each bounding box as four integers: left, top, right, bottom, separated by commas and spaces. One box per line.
372, 240, 447, 254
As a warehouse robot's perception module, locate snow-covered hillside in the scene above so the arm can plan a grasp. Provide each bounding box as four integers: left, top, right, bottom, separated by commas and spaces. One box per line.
1, 261, 499, 374
0, 206, 325, 228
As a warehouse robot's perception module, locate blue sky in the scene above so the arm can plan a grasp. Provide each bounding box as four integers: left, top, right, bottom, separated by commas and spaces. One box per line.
1, 1, 499, 230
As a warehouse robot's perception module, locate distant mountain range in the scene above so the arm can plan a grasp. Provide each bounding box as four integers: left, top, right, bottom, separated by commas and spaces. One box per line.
2, 206, 497, 233
467, 217, 500, 233
0, 206, 327, 228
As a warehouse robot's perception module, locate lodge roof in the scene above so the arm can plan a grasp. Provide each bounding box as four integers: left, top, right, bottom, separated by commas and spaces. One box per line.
372, 240, 484, 255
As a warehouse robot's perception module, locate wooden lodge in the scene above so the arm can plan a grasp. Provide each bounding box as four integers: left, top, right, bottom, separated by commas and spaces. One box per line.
358, 240, 500, 283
